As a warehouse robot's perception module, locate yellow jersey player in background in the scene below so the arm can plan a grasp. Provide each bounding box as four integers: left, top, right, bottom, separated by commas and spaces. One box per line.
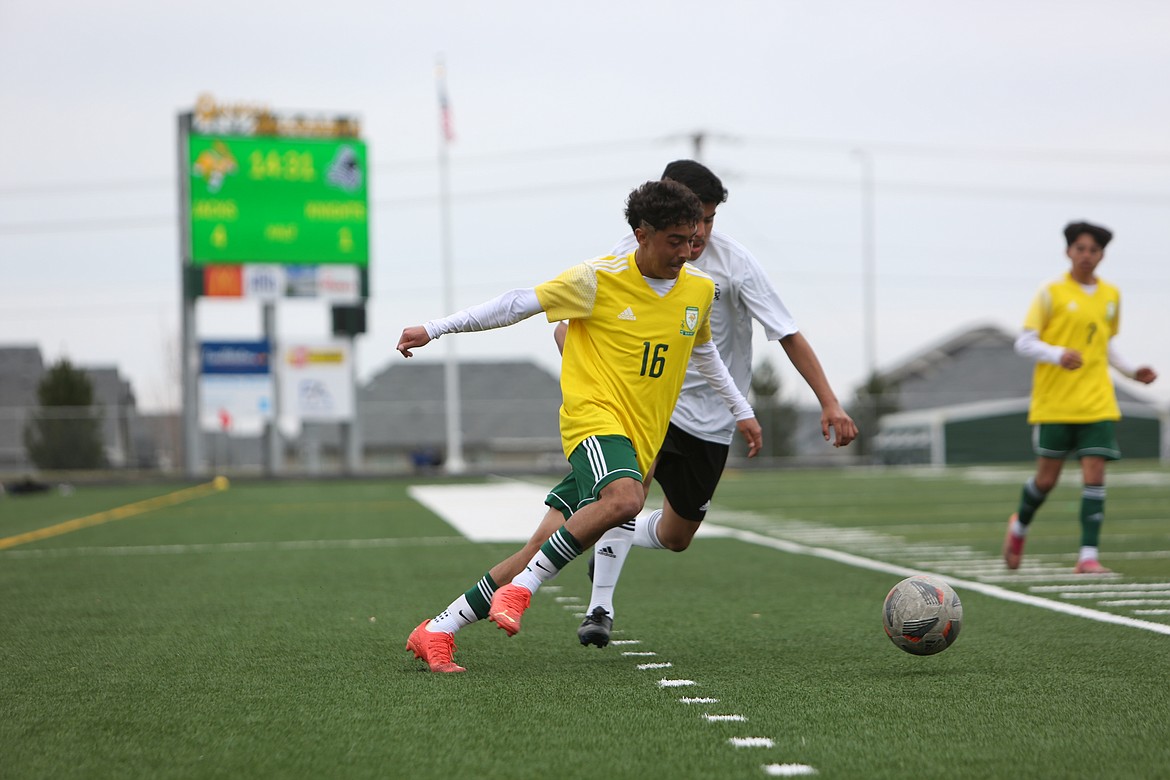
396, 179, 762, 672
1003, 221, 1157, 574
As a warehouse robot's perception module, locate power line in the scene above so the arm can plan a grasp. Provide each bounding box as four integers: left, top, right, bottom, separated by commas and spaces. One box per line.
735, 134, 1170, 166
8, 171, 1170, 238
0, 137, 672, 199
5, 132, 1169, 199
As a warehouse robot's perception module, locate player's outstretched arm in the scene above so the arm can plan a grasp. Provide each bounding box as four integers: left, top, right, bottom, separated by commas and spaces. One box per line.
397, 288, 544, 359
397, 326, 431, 358
778, 332, 858, 447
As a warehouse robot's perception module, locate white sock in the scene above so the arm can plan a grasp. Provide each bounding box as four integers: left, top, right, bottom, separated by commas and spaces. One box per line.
1078, 546, 1099, 563
511, 548, 560, 594
632, 509, 666, 550
429, 595, 477, 634
588, 523, 634, 618
1011, 516, 1028, 537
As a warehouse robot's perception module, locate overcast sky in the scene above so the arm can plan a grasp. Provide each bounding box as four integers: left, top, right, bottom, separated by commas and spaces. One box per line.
2, 0, 1168, 415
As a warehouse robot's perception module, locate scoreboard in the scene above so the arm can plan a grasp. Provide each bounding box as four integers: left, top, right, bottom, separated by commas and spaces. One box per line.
186, 134, 368, 266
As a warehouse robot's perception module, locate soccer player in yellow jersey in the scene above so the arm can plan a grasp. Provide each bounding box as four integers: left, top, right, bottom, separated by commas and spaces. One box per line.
397, 180, 763, 672
1003, 221, 1157, 574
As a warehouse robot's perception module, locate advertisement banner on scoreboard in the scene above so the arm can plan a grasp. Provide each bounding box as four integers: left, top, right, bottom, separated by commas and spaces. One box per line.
278, 341, 354, 422
199, 340, 273, 434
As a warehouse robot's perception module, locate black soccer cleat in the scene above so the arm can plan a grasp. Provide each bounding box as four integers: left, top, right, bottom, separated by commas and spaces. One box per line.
577, 606, 613, 648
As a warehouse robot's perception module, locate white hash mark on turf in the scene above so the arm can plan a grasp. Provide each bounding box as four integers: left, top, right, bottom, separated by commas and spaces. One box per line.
706, 524, 1170, 636
729, 737, 773, 748
703, 714, 747, 722
636, 662, 672, 670
621, 651, 657, 656
610, 639, 641, 645
762, 764, 818, 776
679, 697, 719, 704
658, 679, 695, 687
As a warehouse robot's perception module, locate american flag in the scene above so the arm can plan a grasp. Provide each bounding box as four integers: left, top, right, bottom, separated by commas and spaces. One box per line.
436, 59, 455, 143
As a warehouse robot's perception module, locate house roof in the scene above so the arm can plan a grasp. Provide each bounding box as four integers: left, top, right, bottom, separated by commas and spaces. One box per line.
876, 322, 1155, 409
359, 359, 562, 449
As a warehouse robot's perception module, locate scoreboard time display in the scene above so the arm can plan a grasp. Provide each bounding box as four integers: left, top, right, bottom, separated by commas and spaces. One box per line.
187, 134, 369, 266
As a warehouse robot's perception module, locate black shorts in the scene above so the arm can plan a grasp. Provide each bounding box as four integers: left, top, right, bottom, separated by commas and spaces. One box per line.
653, 422, 730, 523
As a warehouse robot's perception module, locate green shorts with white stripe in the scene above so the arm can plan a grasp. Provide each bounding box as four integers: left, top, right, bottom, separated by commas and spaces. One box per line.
545, 435, 643, 520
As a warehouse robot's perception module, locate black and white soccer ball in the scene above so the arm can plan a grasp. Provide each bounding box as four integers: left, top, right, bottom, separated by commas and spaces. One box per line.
882, 575, 962, 656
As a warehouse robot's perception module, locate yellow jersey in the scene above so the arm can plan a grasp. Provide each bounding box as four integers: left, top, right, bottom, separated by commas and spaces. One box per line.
535, 253, 715, 475
1023, 272, 1121, 423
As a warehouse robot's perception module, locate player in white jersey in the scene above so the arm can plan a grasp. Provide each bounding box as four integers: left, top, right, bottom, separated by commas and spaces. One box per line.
569, 160, 859, 647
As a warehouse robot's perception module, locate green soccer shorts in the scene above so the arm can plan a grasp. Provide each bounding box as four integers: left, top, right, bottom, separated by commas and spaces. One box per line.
1033, 421, 1121, 460
545, 435, 643, 520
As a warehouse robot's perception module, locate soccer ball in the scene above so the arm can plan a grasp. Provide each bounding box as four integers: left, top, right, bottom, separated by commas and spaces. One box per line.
882, 575, 962, 656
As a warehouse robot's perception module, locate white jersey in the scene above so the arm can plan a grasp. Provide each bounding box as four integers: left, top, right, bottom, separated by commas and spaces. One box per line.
610, 229, 798, 444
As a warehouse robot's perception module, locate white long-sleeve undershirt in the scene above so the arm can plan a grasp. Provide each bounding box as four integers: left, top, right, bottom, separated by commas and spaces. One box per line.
1014, 329, 1138, 378
421, 286, 754, 420
423, 288, 542, 340
689, 339, 755, 421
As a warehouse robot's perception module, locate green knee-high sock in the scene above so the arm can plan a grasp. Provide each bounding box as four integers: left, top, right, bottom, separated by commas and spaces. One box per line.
1017, 477, 1048, 526
429, 572, 499, 633
511, 526, 583, 593
1080, 485, 1105, 548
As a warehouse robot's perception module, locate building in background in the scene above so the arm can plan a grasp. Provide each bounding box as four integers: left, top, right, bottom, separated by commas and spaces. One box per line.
873, 325, 1165, 465
0, 345, 157, 472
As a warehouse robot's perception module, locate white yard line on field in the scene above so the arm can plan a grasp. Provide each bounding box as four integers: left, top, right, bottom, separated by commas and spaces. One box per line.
706, 524, 1170, 637
0, 536, 469, 558
403, 481, 1170, 637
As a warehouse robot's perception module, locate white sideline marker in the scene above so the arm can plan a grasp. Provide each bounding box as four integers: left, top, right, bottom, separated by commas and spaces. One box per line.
610, 639, 641, 645
680, 697, 719, 704
703, 714, 747, 722
637, 662, 672, 670
762, 763, 818, 776
729, 737, 774, 748
658, 679, 696, 687
401, 483, 1170, 638
709, 525, 1170, 636
1032, 582, 1170, 592
621, 651, 657, 657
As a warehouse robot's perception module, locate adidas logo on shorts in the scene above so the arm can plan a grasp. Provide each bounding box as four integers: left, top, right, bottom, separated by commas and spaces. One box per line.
597, 545, 617, 558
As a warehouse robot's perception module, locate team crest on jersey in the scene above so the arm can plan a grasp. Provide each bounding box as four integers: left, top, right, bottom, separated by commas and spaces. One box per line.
680, 306, 699, 336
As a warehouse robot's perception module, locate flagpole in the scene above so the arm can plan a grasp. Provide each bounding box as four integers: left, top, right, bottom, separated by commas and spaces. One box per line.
436, 55, 466, 474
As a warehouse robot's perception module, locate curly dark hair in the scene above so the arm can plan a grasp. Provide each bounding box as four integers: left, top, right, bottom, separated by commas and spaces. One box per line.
624, 179, 703, 232
662, 159, 728, 205
1064, 221, 1113, 249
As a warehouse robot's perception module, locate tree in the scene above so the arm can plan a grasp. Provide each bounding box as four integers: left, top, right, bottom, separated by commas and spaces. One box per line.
24, 359, 106, 470
849, 372, 900, 459
747, 357, 798, 458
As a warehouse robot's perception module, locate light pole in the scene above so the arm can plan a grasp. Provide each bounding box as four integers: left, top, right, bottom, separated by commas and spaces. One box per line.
853, 148, 877, 379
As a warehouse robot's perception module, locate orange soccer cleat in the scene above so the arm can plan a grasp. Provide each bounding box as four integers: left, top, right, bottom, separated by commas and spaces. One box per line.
1074, 559, 1113, 575
488, 584, 532, 637
406, 620, 466, 673
1002, 514, 1026, 570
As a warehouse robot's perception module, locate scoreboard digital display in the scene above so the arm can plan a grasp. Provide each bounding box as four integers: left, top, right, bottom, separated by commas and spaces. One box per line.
186, 134, 369, 266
